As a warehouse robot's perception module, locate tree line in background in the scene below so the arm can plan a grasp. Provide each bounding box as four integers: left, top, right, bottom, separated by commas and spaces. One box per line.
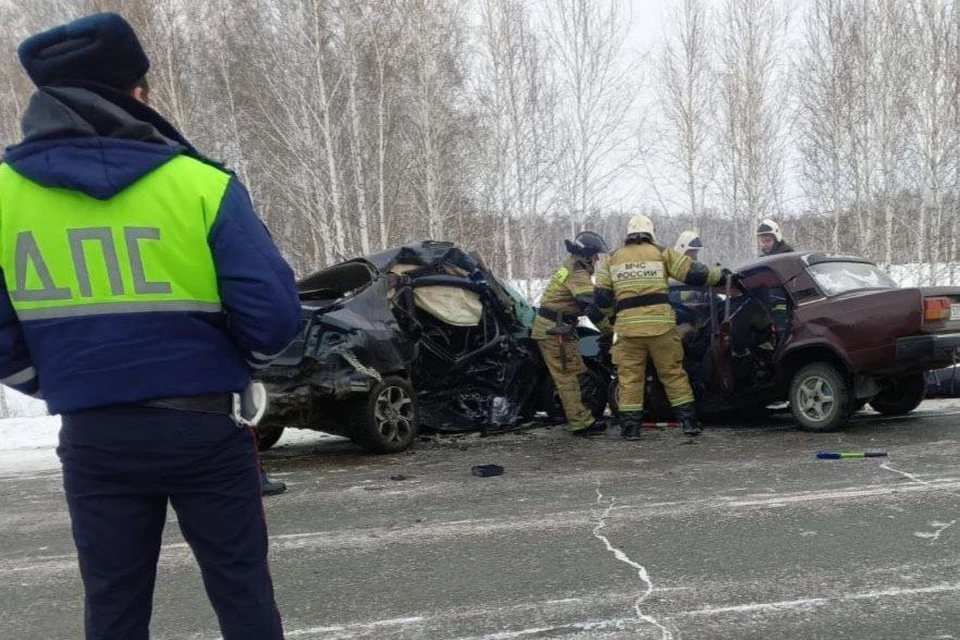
0, 0, 959, 289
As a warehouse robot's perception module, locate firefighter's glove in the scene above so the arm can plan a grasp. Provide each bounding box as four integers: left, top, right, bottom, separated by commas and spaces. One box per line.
596, 318, 614, 339
721, 269, 746, 292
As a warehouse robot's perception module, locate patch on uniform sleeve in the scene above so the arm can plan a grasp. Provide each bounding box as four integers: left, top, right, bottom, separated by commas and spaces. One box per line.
553, 266, 570, 284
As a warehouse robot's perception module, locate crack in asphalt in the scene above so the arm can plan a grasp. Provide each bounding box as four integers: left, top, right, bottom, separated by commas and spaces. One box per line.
882, 462, 960, 543
592, 486, 673, 640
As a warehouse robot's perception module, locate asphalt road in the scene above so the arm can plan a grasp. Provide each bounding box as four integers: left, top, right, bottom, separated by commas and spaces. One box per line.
2, 403, 960, 640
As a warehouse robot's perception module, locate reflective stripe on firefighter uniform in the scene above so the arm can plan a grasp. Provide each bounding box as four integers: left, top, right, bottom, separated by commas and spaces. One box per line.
596, 242, 721, 412
532, 257, 604, 430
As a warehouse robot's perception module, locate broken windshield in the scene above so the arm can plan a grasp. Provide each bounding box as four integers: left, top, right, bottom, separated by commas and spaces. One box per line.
807, 261, 897, 296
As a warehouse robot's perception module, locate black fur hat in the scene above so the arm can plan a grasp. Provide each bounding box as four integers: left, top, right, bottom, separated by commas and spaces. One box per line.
18, 12, 149, 90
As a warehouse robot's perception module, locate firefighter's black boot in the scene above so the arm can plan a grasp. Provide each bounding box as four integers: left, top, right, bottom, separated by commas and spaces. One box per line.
620, 412, 642, 441
674, 402, 701, 437
571, 417, 608, 437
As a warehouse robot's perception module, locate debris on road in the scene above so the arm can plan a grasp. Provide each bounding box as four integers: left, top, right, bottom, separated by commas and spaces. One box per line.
816, 451, 888, 459
472, 464, 504, 477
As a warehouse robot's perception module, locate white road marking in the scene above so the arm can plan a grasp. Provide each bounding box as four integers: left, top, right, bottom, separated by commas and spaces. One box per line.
285, 617, 425, 638
681, 582, 960, 617
592, 486, 673, 640
882, 463, 960, 543
915, 519, 959, 543
269, 581, 960, 639
7, 478, 960, 577
448, 618, 635, 640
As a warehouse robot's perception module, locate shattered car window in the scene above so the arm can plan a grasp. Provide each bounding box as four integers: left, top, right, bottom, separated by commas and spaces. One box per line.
807, 262, 897, 296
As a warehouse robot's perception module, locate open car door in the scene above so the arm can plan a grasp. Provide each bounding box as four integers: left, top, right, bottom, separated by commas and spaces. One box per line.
711, 276, 780, 399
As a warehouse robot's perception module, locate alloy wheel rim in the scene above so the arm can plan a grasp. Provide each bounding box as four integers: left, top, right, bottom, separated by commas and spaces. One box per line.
796, 375, 835, 422
374, 385, 415, 443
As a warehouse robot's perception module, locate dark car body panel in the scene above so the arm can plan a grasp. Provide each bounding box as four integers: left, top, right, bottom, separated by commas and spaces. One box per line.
787, 288, 923, 375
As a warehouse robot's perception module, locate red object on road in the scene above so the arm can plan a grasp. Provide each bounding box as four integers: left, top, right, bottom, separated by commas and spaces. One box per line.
641, 422, 679, 429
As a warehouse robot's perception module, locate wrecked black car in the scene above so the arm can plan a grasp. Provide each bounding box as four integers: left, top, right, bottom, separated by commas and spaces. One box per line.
253, 241, 609, 453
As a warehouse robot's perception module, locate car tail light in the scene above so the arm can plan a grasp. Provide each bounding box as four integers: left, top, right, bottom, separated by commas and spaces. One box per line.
924, 296, 952, 322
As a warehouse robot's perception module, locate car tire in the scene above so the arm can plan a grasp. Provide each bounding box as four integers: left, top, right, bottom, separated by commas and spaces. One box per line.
869, 373, 926, 416
349, 376, 420, 453
255, 424, 285, 452
789, 362, 852, 432
607, 378, 620, 417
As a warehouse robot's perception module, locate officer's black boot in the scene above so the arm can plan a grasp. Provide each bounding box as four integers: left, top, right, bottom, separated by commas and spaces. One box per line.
674, 402, 701, 437
620, 412, 642, 441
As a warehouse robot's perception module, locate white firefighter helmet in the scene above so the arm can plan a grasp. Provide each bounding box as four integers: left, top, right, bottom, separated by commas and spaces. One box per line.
626, 215, 655, 242
674, 230, 703, 255
756, 218, 782, 243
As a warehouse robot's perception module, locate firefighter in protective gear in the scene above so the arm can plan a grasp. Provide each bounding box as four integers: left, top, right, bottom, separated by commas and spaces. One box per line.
674, 230, 703, 259
596, 215, 734, 440
669, 230, 708, 337
756, 218, 794, 256
533, 231, 614, 436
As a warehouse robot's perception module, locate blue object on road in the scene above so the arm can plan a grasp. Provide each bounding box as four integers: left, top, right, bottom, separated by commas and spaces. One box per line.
817, 451, 888, 459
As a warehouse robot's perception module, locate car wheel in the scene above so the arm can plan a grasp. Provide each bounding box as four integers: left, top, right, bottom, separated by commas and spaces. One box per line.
349, 376, 420, 453
255, 424, 285, 451
607, 378, 620, 417
869, 373, 926, 416
789, 362, 852, 432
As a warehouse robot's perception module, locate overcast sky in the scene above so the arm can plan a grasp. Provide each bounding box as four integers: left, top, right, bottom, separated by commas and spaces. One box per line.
629, 0, 673, 56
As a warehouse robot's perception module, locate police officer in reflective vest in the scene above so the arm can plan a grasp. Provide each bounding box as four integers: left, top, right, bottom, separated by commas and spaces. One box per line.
0, 13, 301, 640
596, 215, 736, 440
532, 231, 613, 436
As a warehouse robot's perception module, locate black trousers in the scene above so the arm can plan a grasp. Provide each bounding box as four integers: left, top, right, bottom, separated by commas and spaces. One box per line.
57, 406, 284, 640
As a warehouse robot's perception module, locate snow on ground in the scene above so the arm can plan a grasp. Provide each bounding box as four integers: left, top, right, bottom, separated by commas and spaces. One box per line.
887, 262, 960, 287
0, 415, 62, 474
3, 399, 960, 476
0, 416, 339, 475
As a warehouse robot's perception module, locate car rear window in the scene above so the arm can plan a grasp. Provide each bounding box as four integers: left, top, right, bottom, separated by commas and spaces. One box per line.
807, 261, 898, 296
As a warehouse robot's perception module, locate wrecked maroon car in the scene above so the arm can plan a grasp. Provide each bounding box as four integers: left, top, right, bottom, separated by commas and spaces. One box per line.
643, 252, 960, 431
252, 241, 608, 453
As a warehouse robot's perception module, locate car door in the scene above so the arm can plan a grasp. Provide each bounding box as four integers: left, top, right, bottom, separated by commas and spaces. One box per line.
713, 268, 784, 396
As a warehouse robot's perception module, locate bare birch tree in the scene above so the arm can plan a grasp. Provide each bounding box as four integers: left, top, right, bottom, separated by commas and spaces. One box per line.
717, 0, 791, 260
475, 0, 558, 290
397, 0, 467, 241
659, 0, 716, 231
797, 0, 850, 253
545, 0, 639, 235
910, 0, 960, 282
